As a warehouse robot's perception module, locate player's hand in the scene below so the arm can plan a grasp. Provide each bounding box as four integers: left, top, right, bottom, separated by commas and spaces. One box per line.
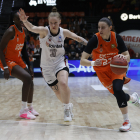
4, 68, 10, 80
18, 8, 29, 22
28, 66, 34, 80
95, 59, 102, 66
114, 54, 127, 60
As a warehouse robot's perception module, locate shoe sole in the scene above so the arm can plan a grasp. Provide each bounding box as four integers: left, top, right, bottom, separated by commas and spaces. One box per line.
19, 116, 36, 120
64, 118, 72, 122
119, 128, 131, 132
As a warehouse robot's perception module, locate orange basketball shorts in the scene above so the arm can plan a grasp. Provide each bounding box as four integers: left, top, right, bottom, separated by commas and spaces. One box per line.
96, 67, 125, 94
0, 57, 26, 75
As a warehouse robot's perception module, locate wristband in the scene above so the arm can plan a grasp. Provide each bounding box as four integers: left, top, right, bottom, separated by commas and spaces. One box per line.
4, 66, 8, 69
91, 61, 95, 66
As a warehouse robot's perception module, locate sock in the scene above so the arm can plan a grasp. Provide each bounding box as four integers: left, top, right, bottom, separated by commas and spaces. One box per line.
123, 113, 129, 122
63, 103, 70, 110
130, 94, 137, 102
21, 101, 27, 112
27, 103, 32, 108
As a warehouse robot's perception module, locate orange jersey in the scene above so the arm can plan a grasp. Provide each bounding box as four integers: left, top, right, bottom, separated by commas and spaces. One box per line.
92, 31, 118, 72
2, 25, 25, 62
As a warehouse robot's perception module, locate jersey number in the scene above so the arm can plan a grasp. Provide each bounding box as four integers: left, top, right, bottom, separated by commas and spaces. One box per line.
50, 49, 57, 57
103, 58, 112, 66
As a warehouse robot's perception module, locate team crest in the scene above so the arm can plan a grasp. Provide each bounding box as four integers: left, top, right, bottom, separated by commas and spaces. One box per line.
46, 41, 49, 47
58, 35, 62, 42
48, 35, 52, 42
100, 48, 103, 52
111, 44, 116, 48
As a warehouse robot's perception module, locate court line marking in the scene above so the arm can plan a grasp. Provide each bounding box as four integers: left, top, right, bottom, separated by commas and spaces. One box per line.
0, 120, 140, 134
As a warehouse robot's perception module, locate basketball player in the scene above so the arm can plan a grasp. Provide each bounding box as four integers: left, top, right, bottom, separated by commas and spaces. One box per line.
0, 11, 39, 119
80, 17, 140, 132
18, 8, 88, 122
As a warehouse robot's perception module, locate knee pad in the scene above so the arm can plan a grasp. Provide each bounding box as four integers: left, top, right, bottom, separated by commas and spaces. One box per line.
113, 90, 128, 108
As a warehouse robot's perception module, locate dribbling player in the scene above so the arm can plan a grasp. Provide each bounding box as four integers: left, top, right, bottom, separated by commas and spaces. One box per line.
18, 7, 88, 121
80, 17, 140, 131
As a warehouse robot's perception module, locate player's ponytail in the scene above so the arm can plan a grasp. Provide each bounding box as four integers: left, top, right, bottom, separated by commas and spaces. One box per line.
48, 7, 61, 20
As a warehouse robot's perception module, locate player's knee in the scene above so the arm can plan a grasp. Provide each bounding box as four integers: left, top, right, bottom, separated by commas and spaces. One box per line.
23, 74, 32, 84
59, 80, 67, 89
113, 91, 127, 108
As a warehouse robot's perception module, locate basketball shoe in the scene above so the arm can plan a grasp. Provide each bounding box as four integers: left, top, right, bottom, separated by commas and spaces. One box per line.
119, 120, 131, 132
131, 92, 140, 107
19, 108, 36, 119
64, 109, 72, 122
28, 106, 39, 116
69, 103, 74, 118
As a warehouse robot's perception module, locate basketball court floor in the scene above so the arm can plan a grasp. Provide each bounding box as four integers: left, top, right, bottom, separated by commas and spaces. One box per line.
0, 76, 140, 140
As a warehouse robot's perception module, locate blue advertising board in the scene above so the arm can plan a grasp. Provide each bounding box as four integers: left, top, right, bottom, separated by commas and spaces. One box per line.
0, 59, 140, 78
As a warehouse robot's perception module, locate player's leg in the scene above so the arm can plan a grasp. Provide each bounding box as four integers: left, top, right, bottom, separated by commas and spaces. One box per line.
57, 69, 73, 122
24, 67, 39, 116
11, 65, 36, 119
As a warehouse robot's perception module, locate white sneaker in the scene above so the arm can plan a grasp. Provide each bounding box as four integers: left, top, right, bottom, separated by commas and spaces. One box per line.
28, 106, 39, 116
119, 120, 131, 132
132, 92, 140, 107
69, 103, 74, 118
64, 109, 72, 122
19, 108, 36, 120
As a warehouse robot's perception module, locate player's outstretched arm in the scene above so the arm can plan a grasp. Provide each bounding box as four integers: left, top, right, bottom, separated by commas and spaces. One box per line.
18, 8, 47, 35
63, 29, 88, 46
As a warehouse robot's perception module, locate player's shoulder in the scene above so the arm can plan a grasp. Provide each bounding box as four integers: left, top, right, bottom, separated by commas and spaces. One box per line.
5, 26, 15, 37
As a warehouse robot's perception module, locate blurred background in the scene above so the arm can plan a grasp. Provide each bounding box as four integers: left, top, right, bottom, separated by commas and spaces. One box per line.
0, 0, 140, 78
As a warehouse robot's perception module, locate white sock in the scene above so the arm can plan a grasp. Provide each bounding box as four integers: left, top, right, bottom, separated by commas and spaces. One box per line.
63, 103, 70, 110
27, 103, 32, 108
123, 113, 129, 122
130, 95, 137, 102
21, 101, 27, 111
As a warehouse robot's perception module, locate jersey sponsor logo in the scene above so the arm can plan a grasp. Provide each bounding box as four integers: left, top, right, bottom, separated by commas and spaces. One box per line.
15, 43, 24, 51
46, 41, 63, 48
111, 44, 116, 48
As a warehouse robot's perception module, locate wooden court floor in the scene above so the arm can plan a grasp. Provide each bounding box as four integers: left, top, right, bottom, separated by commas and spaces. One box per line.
0, 77, 140, 140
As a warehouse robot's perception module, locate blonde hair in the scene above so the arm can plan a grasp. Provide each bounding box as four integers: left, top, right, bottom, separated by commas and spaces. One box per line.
48, 7, 61, 20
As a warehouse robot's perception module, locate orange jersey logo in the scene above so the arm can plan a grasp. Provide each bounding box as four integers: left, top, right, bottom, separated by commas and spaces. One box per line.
92, 31, 119, 71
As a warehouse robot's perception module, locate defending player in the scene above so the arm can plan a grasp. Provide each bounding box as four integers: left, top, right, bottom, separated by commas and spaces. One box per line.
18, 7, 88, 122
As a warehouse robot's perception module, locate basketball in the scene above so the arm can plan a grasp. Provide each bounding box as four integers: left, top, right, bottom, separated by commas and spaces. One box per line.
110, 56, 128, 75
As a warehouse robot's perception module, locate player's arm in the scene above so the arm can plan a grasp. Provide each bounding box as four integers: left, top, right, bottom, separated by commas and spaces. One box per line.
0, 27, 15, 67
80, 35, 102, 66
63, 29, 88, 46
116, 34, 130, 63
18, 8, 47, 36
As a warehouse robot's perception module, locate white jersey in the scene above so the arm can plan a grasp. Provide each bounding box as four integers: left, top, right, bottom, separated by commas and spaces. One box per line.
39, 26, 65, 68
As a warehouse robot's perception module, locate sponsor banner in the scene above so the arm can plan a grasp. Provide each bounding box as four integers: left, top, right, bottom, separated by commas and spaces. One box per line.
1, 60, 139, 78
119, 30, 140, 53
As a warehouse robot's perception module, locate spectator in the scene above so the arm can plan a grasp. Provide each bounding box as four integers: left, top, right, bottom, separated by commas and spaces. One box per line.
69, 44, 76, 57
28, 41, 35, 50
64, 43, 69, 55
76, 43, 83, 56
73, 53, 80, 60
34, 45, 41, 54
133, 52, 140, 59
127, 45, 135, 58
68, 53, 73, 59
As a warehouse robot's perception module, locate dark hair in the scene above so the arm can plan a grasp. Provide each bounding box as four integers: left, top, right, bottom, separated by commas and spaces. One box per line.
99, 17, 112, 26
9, 10, 18, 26
48, 7, 61, 20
